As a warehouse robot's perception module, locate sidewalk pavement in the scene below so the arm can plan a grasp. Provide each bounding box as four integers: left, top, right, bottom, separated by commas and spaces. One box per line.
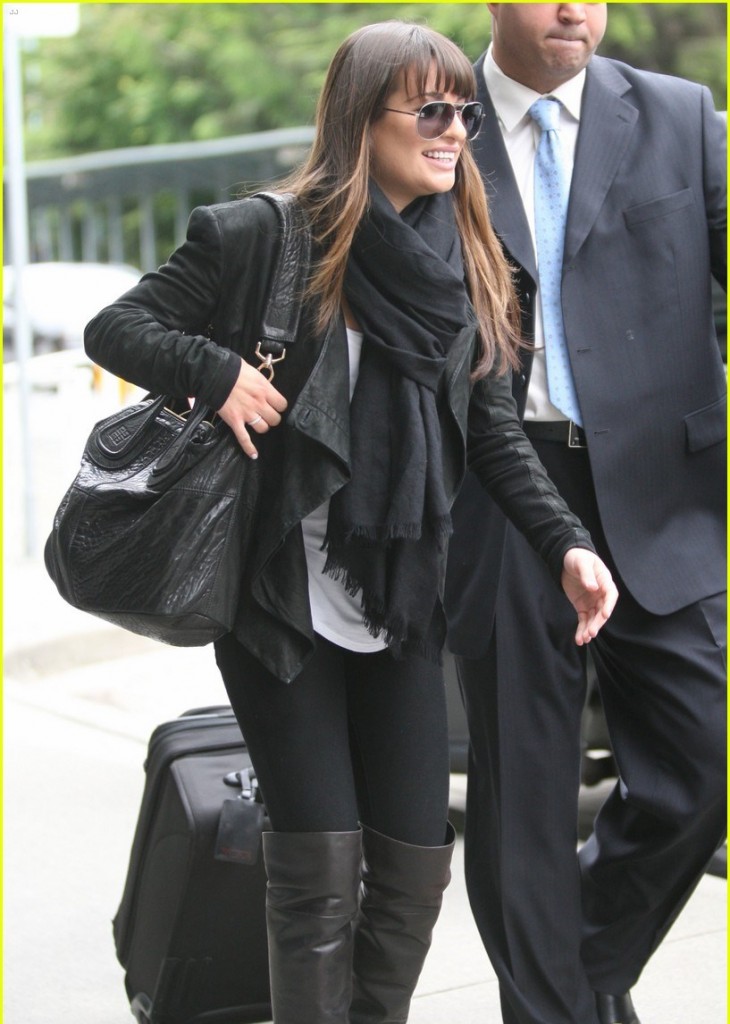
3, 359, 727, 1023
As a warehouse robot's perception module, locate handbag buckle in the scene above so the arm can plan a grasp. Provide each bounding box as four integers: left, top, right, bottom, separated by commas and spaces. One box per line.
255, 342, 286, 381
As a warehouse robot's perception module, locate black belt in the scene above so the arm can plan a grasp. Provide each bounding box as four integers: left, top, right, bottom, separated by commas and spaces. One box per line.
523, 420, 587, 449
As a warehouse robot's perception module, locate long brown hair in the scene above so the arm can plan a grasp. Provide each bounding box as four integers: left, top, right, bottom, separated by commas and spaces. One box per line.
280, 21, 521, 378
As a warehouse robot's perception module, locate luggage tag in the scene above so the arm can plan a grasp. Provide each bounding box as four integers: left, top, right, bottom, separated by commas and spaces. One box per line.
215, 767, 265, 865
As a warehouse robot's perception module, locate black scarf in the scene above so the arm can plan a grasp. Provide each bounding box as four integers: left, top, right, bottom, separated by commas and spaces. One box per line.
324, 183, 472, 659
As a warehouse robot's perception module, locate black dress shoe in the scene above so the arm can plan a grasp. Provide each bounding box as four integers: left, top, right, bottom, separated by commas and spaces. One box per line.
595, 991, 641, 1024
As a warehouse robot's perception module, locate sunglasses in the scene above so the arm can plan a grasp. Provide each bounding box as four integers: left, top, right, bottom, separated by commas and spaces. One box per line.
382, 100, 484, 141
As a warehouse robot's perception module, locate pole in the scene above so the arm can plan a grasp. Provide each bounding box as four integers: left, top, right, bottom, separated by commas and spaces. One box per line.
3, 10, 37, 556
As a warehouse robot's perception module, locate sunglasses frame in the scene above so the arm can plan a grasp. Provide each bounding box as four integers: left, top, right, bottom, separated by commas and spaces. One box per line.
382, 100, 484, 141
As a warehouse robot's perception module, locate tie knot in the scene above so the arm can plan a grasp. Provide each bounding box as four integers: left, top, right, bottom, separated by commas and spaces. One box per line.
530, 96, 562, 133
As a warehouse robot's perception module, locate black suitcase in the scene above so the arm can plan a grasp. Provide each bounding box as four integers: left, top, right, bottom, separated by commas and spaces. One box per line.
113, 706, 272, 1024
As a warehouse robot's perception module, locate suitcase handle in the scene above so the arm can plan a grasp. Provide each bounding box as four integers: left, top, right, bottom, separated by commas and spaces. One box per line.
224, 766, 264, 804
180, 705, 233, 718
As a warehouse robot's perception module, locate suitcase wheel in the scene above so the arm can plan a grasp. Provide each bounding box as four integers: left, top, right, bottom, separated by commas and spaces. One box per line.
130, 993, 152, 1024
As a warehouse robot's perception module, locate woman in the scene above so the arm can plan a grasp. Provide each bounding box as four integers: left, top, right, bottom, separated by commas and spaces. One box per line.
85, 21, 617, 1024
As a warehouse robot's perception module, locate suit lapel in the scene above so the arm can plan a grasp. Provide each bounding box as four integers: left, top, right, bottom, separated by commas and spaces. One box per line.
473, 56, 537, 281
564, 58, 638, 264
475, 55, 639, 275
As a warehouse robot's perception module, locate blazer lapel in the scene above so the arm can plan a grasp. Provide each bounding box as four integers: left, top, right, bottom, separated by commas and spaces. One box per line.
474, 56, 537, 281
287, 316, 351, 464
564, 58, 638, 264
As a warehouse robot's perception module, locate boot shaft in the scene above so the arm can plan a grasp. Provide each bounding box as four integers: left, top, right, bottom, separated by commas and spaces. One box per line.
263, 829, 363, 1024
350, 823, 455, 1024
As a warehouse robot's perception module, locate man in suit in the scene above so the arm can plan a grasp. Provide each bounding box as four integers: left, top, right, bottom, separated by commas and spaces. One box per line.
445, 5, 726, 1023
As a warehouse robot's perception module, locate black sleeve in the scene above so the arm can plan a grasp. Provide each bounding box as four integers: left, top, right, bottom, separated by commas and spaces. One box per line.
84, 204, 242, 411
466, 366, 596, 583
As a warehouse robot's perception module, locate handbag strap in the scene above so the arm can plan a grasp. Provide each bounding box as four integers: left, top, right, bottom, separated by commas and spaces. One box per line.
149, 193, 310, 476
251, 191, 311, 379
91, 194, 311, 473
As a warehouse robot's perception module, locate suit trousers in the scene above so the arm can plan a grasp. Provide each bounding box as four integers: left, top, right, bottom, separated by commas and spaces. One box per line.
456, 439, 726, 1024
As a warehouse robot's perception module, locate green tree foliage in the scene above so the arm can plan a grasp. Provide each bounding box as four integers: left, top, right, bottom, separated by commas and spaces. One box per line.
22, 3, 726, 161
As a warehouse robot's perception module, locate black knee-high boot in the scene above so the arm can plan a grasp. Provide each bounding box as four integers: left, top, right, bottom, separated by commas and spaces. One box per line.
350, 823, 455, 1023
263, 829, 363, 1024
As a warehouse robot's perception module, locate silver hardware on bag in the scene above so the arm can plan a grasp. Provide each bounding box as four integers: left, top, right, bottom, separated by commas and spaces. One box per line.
254, 341, 286, 381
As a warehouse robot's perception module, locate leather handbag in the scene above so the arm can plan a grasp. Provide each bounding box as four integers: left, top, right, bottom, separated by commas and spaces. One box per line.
44, 192, 311, 647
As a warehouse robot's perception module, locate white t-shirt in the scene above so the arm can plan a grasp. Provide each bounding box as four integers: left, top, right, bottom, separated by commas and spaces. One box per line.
300, 327, 388, 652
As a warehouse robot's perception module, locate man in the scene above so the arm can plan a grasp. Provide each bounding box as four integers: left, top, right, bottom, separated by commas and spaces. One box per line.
445, 5, 726, 1023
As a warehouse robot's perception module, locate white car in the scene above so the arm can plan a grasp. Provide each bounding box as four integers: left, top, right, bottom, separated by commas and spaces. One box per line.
3, 261, 141, 358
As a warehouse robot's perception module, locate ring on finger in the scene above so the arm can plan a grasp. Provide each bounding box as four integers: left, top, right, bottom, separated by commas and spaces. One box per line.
247, 414, 263, 426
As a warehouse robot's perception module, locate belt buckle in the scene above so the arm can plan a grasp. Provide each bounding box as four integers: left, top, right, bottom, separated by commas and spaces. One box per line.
568, 421, 587, 449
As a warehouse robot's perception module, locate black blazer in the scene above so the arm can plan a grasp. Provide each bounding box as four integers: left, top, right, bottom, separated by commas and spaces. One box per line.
446, 54, 726, 655
85, 196, 594, 682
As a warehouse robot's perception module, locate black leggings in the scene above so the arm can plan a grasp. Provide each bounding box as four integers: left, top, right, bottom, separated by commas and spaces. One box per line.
214, 633, 450, 847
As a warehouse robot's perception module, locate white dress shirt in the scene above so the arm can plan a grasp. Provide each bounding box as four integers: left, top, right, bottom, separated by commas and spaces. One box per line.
484, 47, 586, 422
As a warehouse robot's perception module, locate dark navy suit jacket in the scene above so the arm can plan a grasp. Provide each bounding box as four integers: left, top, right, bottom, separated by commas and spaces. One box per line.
446, 53, 727, 656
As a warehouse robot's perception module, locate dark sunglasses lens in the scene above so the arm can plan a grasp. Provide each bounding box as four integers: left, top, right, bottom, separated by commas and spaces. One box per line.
417, 102, 452, 139
417, 101, 484, 140
462, 102, 484, 140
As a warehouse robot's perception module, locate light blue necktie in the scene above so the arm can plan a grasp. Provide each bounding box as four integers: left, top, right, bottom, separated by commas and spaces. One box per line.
530, 96, 582, 425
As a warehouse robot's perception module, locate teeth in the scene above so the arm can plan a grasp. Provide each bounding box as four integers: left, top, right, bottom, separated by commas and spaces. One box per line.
424, 151, 455, 161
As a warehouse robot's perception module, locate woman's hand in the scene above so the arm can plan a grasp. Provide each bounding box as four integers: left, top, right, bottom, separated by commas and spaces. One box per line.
561, 549, 618, 646
217, 358, 288, 459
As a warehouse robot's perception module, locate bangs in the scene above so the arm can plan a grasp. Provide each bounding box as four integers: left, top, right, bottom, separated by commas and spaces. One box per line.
399, 30, 476, 101
345, 22, 476, 106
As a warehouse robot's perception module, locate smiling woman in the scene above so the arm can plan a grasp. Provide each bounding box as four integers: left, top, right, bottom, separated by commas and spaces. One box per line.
372, 85, 482, 212
371, 87, 468, 212
287, 20, 520, 380
82, 19, 617, 1024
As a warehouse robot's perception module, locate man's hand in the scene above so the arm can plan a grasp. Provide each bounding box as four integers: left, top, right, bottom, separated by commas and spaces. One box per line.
561, 549, 618, 645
